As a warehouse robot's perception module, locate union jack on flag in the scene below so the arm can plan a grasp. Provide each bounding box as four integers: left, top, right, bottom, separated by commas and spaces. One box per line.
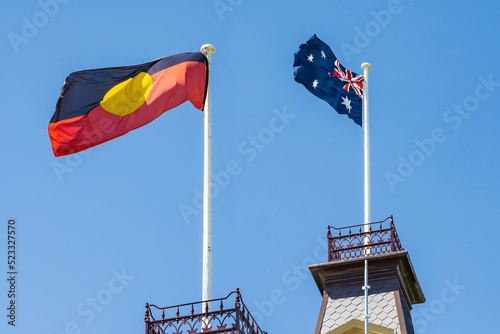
293, 35, 364, 126
333, 60, 364, 99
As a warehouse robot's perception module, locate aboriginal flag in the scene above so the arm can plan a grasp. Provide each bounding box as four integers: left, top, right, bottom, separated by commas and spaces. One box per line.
49, 52, 208, 157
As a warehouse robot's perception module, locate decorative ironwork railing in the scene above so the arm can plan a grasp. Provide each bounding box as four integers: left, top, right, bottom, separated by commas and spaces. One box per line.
145, 289, 267, 334
327, 216, 403, 262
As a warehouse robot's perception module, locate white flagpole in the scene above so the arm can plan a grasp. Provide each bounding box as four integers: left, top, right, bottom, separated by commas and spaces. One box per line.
201, 44, 215, 314
361, 62, 371, 334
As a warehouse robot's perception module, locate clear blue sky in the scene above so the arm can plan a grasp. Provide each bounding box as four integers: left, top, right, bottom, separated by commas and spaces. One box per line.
1, 1, 499, 333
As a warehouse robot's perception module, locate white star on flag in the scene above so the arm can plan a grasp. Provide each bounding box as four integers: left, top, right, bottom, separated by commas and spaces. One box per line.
312, 79, 318, 89
341, 96, 352, 113
321, 50, 326, 59
307, 54, 314, 62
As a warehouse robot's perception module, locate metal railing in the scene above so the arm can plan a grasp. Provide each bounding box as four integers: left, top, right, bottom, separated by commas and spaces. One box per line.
327, 216, 403, 262
145, 289, 267, 334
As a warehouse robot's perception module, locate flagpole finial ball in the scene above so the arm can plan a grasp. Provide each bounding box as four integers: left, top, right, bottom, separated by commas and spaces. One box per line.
201, 44, 216, 56
361, 62, 371, 71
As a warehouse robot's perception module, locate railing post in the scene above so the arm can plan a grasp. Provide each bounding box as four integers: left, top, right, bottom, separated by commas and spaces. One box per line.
390, 216, 395, 252
144, 303, 150, 334
235, 288, 241, 334
390, 224, 395, 252
327, 227, 332, 262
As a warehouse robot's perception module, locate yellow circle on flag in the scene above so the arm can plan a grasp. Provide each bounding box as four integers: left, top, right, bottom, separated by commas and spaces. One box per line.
100, 72, 153, 116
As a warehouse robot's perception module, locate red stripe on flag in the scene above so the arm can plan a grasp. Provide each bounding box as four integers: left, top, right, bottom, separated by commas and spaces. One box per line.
49, 60, 207, 157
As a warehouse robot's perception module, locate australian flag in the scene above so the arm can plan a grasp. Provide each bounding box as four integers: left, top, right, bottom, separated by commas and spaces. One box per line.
293, 35, 363, 126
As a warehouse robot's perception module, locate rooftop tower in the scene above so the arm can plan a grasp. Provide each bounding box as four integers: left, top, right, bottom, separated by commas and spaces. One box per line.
310, 216, 425, 334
